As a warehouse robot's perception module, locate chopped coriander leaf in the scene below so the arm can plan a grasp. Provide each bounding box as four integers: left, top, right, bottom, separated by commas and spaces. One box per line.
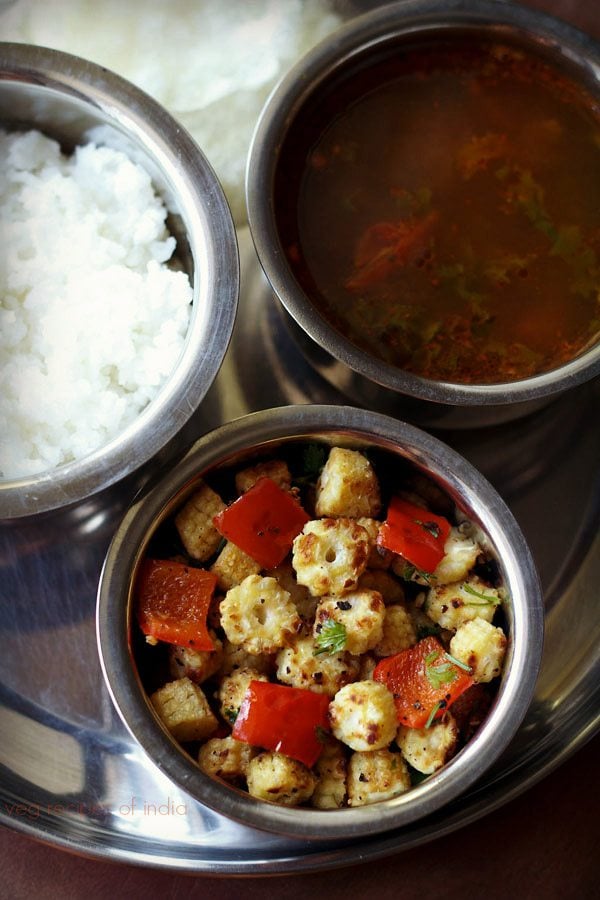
295, 443, 328, 486
223, 707, 239, 725
314, 618, 347, 656
444, 651, 473, 674
496, 165, 600, 298
424, 652, 458, 690
425, 701, 442, 729
303, 443, 327, 476
401, 563, 437, 585
425, 664, 457, 690
463, 584, 501, 605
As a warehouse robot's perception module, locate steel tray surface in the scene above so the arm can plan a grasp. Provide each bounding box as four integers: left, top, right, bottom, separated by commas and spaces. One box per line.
1, 0, 600, 875
1, 227, 598, 873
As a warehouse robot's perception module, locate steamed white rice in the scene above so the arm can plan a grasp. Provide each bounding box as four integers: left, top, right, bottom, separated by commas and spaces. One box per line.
0, 129, 193, 479
0, 0, 341, 225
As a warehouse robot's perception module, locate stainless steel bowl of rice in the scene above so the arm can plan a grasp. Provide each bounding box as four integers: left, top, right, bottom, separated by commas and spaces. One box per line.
0, 42, 239, 518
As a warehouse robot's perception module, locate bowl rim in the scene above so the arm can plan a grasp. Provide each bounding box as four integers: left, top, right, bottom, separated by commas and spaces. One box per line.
245, 0, 600, 407
0, 42, 239, 519
96, 404, 544, 840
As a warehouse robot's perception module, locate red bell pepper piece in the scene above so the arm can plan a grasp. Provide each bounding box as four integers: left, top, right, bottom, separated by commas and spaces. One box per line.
377, 496, 451, 573
213, 477, 310, 569
373, 637, 474, 729
232, 681, 330, 767
136, 558, 217, 650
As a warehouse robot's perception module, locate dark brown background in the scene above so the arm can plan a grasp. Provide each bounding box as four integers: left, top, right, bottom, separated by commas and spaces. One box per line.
2, 1, 599, 897
2, 735, 598, 898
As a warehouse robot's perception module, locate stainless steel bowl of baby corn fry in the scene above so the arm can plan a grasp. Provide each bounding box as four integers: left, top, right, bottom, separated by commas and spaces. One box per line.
97, 404, 543, 840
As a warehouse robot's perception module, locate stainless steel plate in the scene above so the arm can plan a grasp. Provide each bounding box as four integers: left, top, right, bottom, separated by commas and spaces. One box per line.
1, 228, 598, 873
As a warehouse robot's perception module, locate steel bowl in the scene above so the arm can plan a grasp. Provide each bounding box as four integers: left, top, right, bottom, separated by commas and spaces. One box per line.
246, 0, 600, 429
96, 404, 544, 840
0, 42, 239, 518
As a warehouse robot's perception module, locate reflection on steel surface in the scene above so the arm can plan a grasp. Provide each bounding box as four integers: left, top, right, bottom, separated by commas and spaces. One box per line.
0, 708, 84, 794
